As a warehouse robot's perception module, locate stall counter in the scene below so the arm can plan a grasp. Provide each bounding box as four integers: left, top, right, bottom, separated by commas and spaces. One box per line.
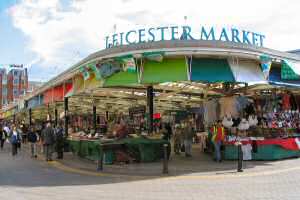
224, 137, 300, 160
67, 137, 170, 164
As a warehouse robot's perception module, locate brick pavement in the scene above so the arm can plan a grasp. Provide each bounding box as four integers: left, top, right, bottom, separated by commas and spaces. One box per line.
2, 144, 300, 200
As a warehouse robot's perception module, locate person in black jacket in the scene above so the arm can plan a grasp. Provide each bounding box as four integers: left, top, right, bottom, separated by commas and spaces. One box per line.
41, 123, 55, 161
55, 124, 64, 159
0, 125, 6, 150
28, 127, 38, 158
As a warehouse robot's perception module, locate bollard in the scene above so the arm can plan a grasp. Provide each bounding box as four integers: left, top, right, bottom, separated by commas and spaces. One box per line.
237, 143, 243, 172
163, 144, 169, 174
97, 148, 104, 171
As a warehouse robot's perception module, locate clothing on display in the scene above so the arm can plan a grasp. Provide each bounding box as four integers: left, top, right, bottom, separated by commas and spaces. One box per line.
238, 118, 250, 130
219, 97, 239, 118
248, 115, 258, 127
222, 116, 233, 128
282, 93, 291, 111
204, 99, 218, 125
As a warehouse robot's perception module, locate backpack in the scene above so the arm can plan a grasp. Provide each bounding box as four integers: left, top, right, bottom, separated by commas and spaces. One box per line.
28, 132, 37, 143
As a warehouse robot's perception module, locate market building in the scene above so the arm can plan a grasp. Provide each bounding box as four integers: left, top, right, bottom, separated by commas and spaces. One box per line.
3, 26, 300, 166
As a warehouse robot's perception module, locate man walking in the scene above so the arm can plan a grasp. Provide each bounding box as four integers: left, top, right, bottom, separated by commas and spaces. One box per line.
55, 124, 64, 159
183, 119, 196, 157
42, 123, 55, 161
212, 120, 226, 162
28, 127, 38, 158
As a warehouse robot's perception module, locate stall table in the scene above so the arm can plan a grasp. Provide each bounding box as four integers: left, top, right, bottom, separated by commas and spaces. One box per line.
224, 137, 300, 160
68, 137, 170, 164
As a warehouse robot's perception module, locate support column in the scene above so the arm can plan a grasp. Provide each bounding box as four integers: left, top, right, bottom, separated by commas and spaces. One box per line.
55, 107, 58, 127
106, 111, 109, 121
93, 104, 97, 132
64, 97, 69, 137
29, 108, 32, 127
147, 86, 154, 134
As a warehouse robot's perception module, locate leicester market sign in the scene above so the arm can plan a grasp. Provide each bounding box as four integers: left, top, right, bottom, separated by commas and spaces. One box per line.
105, 25, 266, 49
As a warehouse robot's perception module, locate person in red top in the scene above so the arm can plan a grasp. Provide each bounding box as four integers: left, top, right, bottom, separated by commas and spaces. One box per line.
212, 120, 225, 162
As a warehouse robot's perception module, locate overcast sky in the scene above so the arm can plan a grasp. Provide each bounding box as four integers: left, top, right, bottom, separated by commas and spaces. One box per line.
1, 0, 299, 81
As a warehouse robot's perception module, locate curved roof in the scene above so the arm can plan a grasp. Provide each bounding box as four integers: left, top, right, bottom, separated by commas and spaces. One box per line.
24, 40, 300, 100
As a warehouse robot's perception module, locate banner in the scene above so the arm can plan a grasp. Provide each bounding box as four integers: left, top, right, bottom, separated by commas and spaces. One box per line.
79, 66, 90, 80
281, 60, 300, 80
123, 58, 136, 73
259, 55, 272, 80
89, 63, 102, 80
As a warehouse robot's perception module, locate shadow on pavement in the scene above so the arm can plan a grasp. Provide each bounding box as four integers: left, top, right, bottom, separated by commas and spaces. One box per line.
0, 144, 296, 188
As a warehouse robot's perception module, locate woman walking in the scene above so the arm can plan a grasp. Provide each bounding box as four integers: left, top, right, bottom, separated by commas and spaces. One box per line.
10, 126, 21, 156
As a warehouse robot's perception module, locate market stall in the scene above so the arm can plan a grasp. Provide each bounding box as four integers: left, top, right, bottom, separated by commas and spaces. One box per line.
68, 136, 170, 163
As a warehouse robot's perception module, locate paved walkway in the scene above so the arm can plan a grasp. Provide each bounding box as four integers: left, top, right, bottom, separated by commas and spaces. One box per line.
2, 144, 300, 199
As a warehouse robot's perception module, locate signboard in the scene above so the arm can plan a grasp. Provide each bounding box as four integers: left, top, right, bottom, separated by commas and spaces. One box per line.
105, 25, 265, 49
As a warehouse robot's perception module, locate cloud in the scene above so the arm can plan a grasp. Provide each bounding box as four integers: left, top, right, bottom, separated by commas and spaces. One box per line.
8, 0, 300, 80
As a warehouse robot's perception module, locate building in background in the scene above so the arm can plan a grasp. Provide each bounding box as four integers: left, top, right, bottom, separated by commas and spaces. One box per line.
7, 67, 28, 104
27, 81, 43, 93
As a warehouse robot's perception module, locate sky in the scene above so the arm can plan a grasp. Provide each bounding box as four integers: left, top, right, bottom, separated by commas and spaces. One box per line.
0, 0, 300, 82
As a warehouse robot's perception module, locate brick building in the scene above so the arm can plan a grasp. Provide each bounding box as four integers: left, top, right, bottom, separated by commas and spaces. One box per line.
0, 67, 29, 108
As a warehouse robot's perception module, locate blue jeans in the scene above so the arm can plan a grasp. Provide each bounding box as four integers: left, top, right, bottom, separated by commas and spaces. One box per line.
214, 141, 222, 161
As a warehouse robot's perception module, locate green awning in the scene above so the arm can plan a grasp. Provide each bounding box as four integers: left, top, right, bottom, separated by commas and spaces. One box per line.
281, 60, 300, 80
104, 71, 139, 87
142, 58, 188, 84
191, 58, 235, 82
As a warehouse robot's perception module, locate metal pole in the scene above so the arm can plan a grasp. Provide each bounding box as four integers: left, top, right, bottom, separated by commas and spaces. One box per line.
237, 143, 243, 172
93, 105, 97, 132
163, 144, 169, 174
106, 111, 109, 121
29, 108, 32, 127
64, 97, 69, 137
147, 86, 154, 134
97, 147, 103, 171
55, 108, 58, 127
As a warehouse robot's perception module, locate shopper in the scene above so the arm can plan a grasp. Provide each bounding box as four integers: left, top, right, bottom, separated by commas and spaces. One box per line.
183, 120, 196, 157
42, 122, 55, 161
55, 124, 64, 159
161, 124, 169, 141
10, 126, 21, 156
0, 125, 6, 150
212, 120, 226, 162
16, 126, 23, 149
173, 124, 182, 155
28, 127, 38, 158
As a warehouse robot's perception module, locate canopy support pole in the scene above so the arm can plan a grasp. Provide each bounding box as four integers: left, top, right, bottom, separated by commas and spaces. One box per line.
64, 97, 69, 137
93, 102, 97, 133
29, 108, 32, 127
147, 86, 154, 134
55, 106, 58, 128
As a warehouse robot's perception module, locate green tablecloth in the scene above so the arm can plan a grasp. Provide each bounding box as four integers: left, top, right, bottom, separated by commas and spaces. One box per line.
224, 144, 300, 160
68, 137, 170, 163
